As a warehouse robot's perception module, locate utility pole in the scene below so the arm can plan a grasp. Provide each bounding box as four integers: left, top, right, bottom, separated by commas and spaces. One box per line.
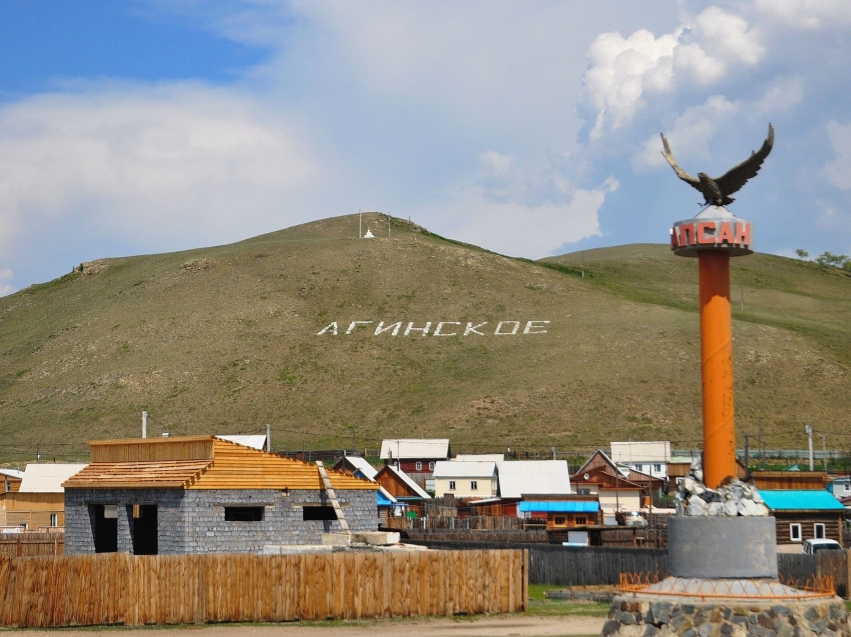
743, 433, 750, 476
266, 424, 271, 453
551, 446, 556, 460
142, 411, 147, 439
819, 432, 827, 471
806, 425, 814, 471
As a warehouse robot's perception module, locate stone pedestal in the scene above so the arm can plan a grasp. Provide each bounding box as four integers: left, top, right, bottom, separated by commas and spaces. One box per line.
668, 517, 778, 579
602, 594, 849, 637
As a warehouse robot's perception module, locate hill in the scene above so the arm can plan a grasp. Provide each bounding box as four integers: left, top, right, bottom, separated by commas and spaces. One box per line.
0, 213, 849, 462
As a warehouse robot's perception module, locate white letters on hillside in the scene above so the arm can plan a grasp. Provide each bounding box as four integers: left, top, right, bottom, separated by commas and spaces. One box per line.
316, 320, 549, 336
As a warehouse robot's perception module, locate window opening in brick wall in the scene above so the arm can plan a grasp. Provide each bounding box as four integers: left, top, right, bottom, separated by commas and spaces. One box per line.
303, 505, 337, 521
225, 506, 264, 522
814, 523, 826, 539
790, 523, 802, 542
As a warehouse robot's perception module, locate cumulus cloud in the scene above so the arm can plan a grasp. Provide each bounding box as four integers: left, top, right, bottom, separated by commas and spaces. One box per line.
0, 83, 318, 266
753, 0, 851, 29
823, 121, 851, 191
426, 150, 616, 258
582, 6, 762, 139
632, 95, 740, 169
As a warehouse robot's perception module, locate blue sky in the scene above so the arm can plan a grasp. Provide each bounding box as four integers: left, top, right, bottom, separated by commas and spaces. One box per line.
2, 0, 851, 295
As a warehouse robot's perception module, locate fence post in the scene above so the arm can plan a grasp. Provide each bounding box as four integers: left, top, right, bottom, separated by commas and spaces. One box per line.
522, 549, 529, 611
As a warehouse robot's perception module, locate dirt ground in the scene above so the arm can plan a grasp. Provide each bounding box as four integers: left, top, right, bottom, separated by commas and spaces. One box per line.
9, 615, 605, 637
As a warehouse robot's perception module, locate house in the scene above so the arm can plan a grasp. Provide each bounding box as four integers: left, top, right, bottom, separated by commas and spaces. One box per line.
828, 476, 851, 499
518, 496, 602, 530
331, 457, 407, 524
610, 441, 671, 480
759, 490, 846, 545
62, 436, 377, 555
454, 454, 504, 462
0, 464, 87, 530
433, 461, 497, 498
575, 450, 664, 501
751, 471, 827, 491
571, 465, 643, 522
374, 465, 431, 517
379, 438, 450, 476
1, 469, 24, 494
668, 456, 747, 485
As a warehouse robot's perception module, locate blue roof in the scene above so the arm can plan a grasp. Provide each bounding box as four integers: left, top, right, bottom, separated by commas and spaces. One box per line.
759, 490, 845, 511
377, 491, 394, 506
519, 501, 600, 513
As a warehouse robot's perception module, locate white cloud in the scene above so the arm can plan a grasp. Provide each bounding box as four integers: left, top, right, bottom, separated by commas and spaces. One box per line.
694, 7, 764, 65
0, 83, 318, 261
431, 183, 613, 259
823, 121, 851, 191
754, 0, 851, 29
582, 6, 761, 139
0, 269, 12, 297
633, 95, 740, 169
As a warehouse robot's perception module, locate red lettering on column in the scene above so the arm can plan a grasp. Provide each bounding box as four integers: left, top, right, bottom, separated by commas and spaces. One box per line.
736, 222, 751, 246
697, 221, 716, 244
717, 221, 736, 245
680, 223, 695, 245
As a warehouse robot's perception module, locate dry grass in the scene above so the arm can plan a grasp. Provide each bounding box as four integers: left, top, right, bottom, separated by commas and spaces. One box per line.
0, 213, 849, 462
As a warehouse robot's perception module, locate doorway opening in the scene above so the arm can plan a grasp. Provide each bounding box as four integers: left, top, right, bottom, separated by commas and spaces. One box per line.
93, 504, 118, 553
132, 505, 158, 555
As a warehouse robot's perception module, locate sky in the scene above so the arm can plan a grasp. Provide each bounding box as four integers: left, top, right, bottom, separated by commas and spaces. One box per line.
2, 0, 851, 296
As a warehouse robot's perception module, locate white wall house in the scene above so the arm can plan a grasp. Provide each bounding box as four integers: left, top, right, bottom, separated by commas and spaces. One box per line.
433, 461, 497, 498
610, 441, 671, 480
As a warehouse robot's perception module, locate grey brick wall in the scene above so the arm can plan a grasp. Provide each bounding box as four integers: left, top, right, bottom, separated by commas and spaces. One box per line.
65, 487, 378, 555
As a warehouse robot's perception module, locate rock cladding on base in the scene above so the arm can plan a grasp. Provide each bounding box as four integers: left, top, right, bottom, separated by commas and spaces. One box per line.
676, 458, 769, 517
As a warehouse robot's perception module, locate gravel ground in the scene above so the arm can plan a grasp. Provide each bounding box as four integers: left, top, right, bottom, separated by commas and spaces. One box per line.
9, 615, 605, 637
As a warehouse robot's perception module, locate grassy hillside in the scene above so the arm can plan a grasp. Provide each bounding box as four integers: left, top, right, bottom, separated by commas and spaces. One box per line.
0, 214, 849, 462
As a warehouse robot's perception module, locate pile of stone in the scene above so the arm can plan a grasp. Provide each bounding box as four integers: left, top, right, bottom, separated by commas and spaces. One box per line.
676, 458, 769, 517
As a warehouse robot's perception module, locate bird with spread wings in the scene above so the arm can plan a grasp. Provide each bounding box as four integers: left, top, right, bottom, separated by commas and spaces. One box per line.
660, 123, 774, 207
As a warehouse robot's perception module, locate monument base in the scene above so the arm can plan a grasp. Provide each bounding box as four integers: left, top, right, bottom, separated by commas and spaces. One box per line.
602, 592, 849, 637
668, 516, 777, 579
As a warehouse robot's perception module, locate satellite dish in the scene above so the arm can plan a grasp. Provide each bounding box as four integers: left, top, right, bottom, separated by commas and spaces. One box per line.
584, 473, 590, 481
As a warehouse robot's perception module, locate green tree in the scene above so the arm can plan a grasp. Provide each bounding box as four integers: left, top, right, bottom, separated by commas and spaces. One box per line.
815, 251, 850, 268
795, 249, 809, 260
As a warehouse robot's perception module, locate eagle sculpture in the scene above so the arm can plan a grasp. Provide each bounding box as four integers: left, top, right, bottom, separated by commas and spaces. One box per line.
660, 123, 774, 207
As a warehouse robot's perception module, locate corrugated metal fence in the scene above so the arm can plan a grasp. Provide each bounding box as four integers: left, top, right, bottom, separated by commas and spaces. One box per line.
0, 549, 527, 628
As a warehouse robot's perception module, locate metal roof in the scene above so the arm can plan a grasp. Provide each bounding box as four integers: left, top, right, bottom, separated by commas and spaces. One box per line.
216, 434, 267, 450
19, 464, 88, 493
345, 457, 378, 481
380, 439, 450, 460
760, 490, 846, 511
433, 461, 496, 479
377, 486, 398, 505
496, 460, 572, 498
519, 501, 600, 513
0, 469, 24, 480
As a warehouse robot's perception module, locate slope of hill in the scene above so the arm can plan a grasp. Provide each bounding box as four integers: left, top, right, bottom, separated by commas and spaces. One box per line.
0, 214, 849, 462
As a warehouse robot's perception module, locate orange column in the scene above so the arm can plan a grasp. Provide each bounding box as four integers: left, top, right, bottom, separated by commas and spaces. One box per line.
698, 250, 737, 488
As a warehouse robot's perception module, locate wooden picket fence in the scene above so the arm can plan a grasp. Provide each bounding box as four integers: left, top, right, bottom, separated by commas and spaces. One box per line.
0, 549, 527, 628
0, 534, 64, 557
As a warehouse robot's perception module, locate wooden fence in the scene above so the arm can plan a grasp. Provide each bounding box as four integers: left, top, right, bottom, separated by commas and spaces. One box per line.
0, 549, 527, 628
0, 533, 63, 556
